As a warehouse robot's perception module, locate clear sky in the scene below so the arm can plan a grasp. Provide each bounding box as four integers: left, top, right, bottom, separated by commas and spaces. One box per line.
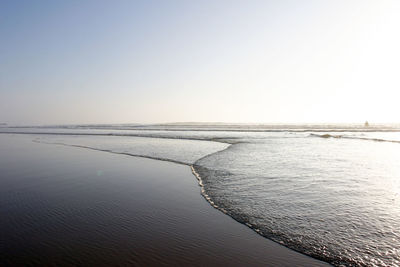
1, 0, 400, 125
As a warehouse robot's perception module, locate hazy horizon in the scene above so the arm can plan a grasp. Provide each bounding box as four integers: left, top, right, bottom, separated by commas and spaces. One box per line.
2, 0, 400, 125
3, 121, 400, 128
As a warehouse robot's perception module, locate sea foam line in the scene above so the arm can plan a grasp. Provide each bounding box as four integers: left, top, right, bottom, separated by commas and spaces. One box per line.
0, 131, 236, 145
32, 139, 190, 166
310, 133, 400, 144
191, 165, 229, 214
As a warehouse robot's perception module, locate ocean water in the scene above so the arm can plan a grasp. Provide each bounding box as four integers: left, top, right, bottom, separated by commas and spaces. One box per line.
2, 134, 328, 266
1, 124, 400, 266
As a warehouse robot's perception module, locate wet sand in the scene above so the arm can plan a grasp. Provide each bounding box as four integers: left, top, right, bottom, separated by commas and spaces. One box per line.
0, 135, 329, 266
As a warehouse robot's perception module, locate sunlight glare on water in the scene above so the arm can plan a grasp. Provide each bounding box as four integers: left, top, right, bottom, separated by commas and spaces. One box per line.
1, 125, 400, 266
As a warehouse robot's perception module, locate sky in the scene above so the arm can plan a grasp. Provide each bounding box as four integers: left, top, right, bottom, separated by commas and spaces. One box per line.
1, 0, 400, 125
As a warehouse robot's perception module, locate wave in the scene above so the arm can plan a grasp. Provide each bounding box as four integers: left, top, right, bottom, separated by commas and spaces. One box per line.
310, 133, 400, 144
0, 131, 241, 145
33, 139, 190, 166
190, 166, 227, 213
191, 162, 331, 265
190, 142, 379, 267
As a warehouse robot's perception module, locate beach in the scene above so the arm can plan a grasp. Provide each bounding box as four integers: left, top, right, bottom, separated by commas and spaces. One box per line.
0, 134, 329, 266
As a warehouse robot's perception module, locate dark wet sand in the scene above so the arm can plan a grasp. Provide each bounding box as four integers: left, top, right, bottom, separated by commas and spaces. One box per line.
0, 135, 329, 266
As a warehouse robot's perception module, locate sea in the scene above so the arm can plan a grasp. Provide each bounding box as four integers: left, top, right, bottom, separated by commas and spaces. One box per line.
1, 123, 400, 266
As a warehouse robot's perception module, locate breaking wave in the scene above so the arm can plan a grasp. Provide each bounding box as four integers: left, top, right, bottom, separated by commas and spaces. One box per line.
310, 133, 400, 144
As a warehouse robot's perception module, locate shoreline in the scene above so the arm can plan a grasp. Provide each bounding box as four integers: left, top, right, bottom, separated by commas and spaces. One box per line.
0, 134, 330, 266
190, 164, 330, 265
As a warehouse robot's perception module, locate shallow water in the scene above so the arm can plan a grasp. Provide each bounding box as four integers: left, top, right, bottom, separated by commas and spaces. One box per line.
33, 134, 228, 165
195, 135, 400, 266
1, 124, 400, 266
0, 134, 328, 266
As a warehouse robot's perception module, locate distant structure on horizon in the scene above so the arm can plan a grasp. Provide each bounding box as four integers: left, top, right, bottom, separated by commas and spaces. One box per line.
364, 121, 369, 127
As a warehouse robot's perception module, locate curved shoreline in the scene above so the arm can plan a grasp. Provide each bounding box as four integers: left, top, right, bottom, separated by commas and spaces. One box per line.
191, 163, 335, 265
1, 134, 331, 266
190, 165, 227, 214
33, 136, 331, 266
